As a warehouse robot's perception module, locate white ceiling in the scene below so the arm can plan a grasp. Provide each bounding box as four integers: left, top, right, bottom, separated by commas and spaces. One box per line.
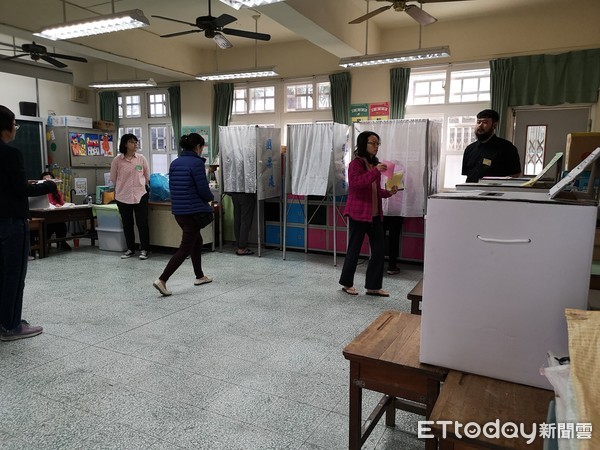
0, 0, 569, 78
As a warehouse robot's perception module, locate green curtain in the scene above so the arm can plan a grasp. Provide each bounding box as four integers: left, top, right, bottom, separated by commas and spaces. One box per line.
212, 83, 233, 162
489, 58, 513, 138
98, 91, 119, 130
389, 67, 411, 120
507, 48, 600, 106
168, 86, 182, 153
328, 72, 351, 125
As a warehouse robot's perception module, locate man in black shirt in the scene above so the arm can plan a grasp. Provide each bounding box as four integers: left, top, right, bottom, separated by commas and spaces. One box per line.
0, 105, 57, 341
461, 109, 522, 183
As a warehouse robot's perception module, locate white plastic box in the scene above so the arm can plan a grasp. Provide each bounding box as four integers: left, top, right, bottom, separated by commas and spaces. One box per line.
94, 204, 122, 230
96, 227, 127, 252
47, 115, 93, 129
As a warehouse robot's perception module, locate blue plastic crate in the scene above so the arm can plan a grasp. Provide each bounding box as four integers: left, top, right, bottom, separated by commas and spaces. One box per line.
286, 203, 305, 224
265, 223, 281, 245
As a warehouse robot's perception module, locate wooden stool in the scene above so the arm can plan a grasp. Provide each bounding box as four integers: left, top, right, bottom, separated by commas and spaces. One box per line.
407, 278, 423, 315
28, 218, 45, 259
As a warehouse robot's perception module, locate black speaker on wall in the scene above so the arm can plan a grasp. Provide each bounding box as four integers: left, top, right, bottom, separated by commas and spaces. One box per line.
19, 101, 37, 117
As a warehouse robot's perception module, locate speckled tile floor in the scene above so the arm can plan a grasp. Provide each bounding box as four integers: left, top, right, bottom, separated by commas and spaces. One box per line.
1, 241, 425, 449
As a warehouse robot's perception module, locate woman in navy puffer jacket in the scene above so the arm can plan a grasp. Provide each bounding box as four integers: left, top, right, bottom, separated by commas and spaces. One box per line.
153, 133, 214, 296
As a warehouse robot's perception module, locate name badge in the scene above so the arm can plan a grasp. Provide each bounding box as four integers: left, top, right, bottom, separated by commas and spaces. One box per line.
136, 165, 143, 171
482, 158, 492, 167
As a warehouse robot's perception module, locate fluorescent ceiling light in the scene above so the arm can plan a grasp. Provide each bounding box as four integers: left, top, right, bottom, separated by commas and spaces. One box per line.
196, 66, 278, 81
34, 9, 149, 41
88, 78, 157, 89
339, 46, 450, 68
218, 0, 286, 10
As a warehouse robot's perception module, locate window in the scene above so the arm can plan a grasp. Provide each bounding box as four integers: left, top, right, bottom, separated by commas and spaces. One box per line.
405, 64, 491, 189
449, 69, 490, 103
250, 86, 275, 113
117, 89, 176, 174
148, 93, 168, 117
229, 76, 333, 142
523, 125, 547, 175
407, 72, 446, 105
232, 89, 248, 115
285, 80, 331, 112
118, 95, 142, 118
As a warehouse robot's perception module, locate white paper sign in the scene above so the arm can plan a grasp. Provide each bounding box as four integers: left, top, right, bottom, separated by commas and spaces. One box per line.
74, 178, 88, 195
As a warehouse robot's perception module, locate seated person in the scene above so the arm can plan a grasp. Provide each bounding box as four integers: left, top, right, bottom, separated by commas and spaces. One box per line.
40, 171, 71, 251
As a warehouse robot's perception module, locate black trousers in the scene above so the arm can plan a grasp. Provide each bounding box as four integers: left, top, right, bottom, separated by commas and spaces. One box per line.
116, 193, 150, 252
159, 214, 204, 282
383, 215, 404, 268
0, 218, 29, 331
230, 192, 256, 249
339, 216, 385, 290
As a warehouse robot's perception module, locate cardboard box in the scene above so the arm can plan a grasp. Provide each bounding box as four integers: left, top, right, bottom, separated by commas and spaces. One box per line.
47, 115, 93, 129
565, 132, 600, 170
93, 120, 116, 131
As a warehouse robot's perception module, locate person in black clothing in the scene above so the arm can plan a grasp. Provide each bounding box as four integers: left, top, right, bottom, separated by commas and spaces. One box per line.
0, 105, 58, 341
461, 109, 522, 183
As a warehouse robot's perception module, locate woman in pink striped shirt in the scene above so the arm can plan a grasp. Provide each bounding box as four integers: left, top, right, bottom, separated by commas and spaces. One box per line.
110, 134, 150, 260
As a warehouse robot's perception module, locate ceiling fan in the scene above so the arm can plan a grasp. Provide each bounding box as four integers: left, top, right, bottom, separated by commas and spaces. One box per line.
350, 0, 465, 26
0, 41, 88, 68
152, 0, 271, 49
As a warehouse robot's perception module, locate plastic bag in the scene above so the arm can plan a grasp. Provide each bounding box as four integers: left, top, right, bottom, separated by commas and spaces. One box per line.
149, 173, 170, 202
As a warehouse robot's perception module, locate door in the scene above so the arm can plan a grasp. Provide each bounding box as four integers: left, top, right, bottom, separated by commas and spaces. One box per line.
513, 106, 591, 177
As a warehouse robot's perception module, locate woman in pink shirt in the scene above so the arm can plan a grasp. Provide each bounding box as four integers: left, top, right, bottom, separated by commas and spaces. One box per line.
110, 134, 150, 260
338, 131, 399, 297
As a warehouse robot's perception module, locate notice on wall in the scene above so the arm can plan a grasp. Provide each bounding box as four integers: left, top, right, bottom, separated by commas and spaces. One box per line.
74, 178, 88, 196
182, 126, 211, 162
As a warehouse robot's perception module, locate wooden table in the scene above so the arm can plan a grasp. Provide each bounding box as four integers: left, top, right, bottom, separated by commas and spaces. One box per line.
343, 311, 448, 450
407, 278, 423, 315
30, 205, 96, 257
429, 371, 554, 450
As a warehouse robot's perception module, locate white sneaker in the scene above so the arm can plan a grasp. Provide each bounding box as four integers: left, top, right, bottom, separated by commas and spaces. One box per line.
139, 250, 148, 260
153, 279, 172, 296
121, 250, 135, 259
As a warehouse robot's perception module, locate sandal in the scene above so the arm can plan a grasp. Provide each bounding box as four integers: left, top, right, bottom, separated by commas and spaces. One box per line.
194, 276, 213, 286
342, 286, 359, 296
236, 248, 254, 256
366, 289, 390, 297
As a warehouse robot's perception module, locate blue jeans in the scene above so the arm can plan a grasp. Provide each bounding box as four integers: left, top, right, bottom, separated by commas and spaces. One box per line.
0, 218, 29, 330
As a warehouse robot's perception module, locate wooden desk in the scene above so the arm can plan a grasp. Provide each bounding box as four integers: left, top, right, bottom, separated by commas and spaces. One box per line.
429, 371, 554, 450
30, 206, 96, 257
343, 311, 448, 450
407, 278, 423, 315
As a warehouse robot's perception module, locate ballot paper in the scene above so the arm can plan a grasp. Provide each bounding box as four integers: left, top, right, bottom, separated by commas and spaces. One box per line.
385, 171, 404, 190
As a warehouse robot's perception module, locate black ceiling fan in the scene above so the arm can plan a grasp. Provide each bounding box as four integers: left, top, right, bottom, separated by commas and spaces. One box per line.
0, 41, 88, 68
350, 0, 467, 26
152, 0, 271, 49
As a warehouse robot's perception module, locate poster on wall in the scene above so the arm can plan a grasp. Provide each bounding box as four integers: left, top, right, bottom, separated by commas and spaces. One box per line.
350, 103, 369, 122
86, 134, 100, 155
182, 126, 210, 161
100, 134, 114, 157
370, 102, 389, 121
69, 132, 87, 156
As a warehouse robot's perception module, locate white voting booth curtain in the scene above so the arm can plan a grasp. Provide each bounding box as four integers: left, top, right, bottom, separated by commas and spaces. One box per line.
354, 119, 440, 217
287, 123, 350, 196
219, 125, 281, 200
